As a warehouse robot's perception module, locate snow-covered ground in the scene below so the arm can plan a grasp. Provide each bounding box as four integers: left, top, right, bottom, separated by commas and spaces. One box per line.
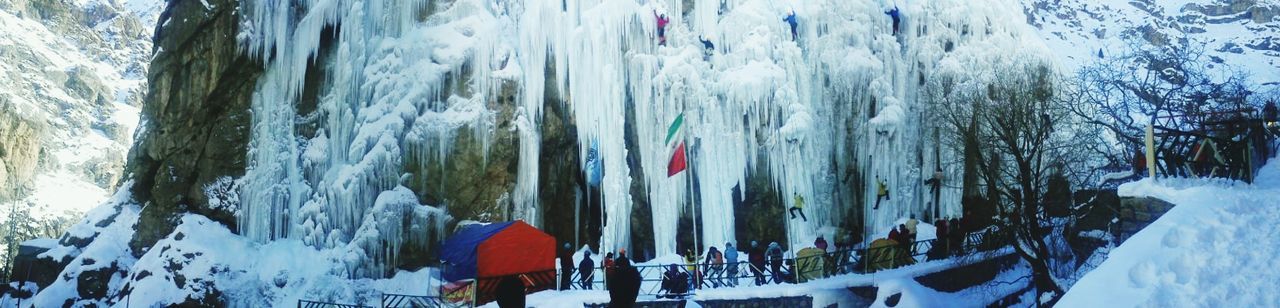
1059, 158, 1280, 306
20, 185, 447, 307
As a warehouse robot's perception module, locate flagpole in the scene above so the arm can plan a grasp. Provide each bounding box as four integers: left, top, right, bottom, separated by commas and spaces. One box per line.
687, 142, 699, 257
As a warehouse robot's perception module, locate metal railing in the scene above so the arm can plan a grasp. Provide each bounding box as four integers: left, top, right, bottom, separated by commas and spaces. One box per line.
557, 228, 1012, 294
297, 300, 372, 308
380, 293, 446, 308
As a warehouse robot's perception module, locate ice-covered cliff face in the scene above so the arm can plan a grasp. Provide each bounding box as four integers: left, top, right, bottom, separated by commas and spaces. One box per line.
1023, 0, 1280, 84
233, 0, 1051, 260
0, 0, 159, 252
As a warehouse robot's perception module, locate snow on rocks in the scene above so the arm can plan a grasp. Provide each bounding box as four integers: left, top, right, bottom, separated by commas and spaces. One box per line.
1058, 160, 1280, 306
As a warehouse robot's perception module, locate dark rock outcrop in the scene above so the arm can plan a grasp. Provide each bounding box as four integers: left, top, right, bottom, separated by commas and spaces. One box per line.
125, 0, 261, 256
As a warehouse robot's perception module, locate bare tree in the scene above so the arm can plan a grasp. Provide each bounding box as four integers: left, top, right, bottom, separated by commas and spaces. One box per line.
929, 60, 1092, 305
1072, 38, 1254, 167
978, 64, 1069, 305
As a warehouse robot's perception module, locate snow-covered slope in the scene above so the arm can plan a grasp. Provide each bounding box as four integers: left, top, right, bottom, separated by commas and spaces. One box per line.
0, 0, 161, 228
1022, 0, 1280, 84
1058, 159, 1280, 306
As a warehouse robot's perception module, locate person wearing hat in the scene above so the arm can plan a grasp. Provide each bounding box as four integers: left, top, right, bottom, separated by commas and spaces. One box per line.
559, 243, 574, 290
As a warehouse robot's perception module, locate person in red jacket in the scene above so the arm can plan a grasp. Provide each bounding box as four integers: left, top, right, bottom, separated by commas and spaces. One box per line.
748, 241, 767, 286
654, 10, 670, 46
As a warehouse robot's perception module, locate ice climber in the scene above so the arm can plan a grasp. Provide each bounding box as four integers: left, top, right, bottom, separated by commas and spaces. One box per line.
783, 10, 798, 41
699, 36, 715, 60
654, 10, 670, 46
885, 6, 901, 35
789, 193, 808, 221
874, 177, 890, 209
579, 251, 595, 289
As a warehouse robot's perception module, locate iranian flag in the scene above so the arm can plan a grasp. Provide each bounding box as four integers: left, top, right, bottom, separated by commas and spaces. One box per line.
666, 114, 687, 177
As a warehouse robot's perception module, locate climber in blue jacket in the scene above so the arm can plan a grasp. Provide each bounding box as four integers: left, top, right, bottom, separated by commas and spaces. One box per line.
783, 10, 798, 41
885, 6, 901, 35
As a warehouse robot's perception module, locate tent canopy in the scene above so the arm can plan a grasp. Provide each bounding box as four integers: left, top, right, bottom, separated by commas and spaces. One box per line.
441, 220, 554, 282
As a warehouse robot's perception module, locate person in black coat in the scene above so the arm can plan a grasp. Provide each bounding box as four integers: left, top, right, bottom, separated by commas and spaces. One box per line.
608, 258, 642, 308
559, 243, 575, 290
495, 275, 525, 308
579, 250, 595, 289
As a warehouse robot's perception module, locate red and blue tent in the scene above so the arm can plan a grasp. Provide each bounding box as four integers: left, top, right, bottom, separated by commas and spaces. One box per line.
440, 220, 555, 303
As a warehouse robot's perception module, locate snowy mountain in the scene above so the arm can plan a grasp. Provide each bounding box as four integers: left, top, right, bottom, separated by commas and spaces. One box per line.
0, 0, 161, 266
1023, 0, 1280, 85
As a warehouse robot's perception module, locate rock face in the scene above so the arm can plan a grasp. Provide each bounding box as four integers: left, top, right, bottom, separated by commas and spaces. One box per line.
0, 102, 42, 201
0, 0, 156, 203
1022, 0, 1280, 82
124, 0, 260, 255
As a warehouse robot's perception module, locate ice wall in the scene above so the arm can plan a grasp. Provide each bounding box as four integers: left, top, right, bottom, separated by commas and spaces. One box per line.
233, 0, 1053, 271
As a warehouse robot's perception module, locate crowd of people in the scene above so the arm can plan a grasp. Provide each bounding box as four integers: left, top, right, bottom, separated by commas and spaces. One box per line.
542, 214, 984, 307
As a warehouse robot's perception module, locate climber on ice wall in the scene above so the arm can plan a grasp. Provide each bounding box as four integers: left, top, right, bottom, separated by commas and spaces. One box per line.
783, 10, 798, 41
885, 6, 901, 35
699, 36, 715, 61
789, 193, 807, 222
655, 10, 670, 46
874, 177, 890, 209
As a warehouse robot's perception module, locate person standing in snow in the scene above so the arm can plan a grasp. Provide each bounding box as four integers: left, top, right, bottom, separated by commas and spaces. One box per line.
724, 242, 739, 287
1264, 100, 1277, 128
704, 246, 725, 287
874, 177, 890, 209
814, 236, 828, 251
949, 217, 963, 255
608, 258, 642, 307
906, 215, 919, 254
559, 243, 574, 290
684, 249, 700, 289
749, 241, 766, 286
602, 252, 615, 289
766, 242, 784, 284
579, 251, 595, 289
789, 193, 808, 221
654, 10, 670, 46
896, 224, 914, 266
885, 6, 901, 36
934, 217, 949, 257
783, 10, 799, 41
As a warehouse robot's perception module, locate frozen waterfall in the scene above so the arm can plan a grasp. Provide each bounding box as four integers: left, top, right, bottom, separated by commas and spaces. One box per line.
233, 0, 1051, 272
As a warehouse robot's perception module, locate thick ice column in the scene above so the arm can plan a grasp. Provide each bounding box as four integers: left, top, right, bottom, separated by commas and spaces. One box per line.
627, 54, 684, 257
